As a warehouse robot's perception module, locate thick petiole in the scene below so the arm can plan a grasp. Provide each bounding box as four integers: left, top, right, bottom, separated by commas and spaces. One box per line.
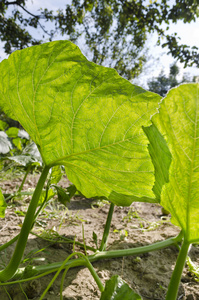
165, 239, 190, 300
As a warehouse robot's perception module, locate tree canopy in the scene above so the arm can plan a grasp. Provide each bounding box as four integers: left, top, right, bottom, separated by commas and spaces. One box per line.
0, 0, 199, 79
147, 62, 198, 96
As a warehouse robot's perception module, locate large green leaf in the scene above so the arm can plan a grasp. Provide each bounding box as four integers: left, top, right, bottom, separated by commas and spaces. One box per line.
0, 40, 161, 204
152, 83, 199, 243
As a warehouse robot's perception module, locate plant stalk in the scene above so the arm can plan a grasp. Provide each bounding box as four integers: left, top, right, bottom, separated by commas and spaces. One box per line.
165, 239, 190, 300
0, 166, 50, 282
40, 252, 104, 299
84, 256, 104, 292
10, 231, 183, 281
17, 164, 32, 193
99, 202, 115, 251
0, 235, 19, 253
0, 184, 51, 254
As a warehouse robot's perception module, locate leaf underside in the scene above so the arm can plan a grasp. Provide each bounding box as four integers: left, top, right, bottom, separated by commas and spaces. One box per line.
152, 83, 199, 243
143, 123, 172, 201
0, 40, 161, 205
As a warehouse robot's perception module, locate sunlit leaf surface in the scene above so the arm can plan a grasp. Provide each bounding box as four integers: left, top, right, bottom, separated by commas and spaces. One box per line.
152, 83, 199, 242
0, 40, 161, 203
143, 123, 172, 201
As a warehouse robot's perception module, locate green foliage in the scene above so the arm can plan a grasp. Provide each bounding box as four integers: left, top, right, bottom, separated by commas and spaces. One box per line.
53, 185, 76, 207
38, 188, 55, 206
152, 83, 199, 243
4, 142, 41, 168
0, 123, 29, 155
0, 1, 198, 79
1, 40, 199, 299
0, 40, 161, 204
100, 275, 142, 300
0, 120, 7, 130
49, 166, 63, 185
6, 127, 19, 138
0, 188, 6, 218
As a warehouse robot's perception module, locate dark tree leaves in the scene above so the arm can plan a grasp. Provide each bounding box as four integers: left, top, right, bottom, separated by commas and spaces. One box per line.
1, 0, 199, 79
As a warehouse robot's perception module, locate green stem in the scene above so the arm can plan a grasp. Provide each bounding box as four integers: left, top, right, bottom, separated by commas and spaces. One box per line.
31, 231, 96, 252
17, 165, 32, 193
84, 256, 104, 292
99, 203, 115, 251
10, 231, 183, 280
166, 239, 190, 300
0, 166, 50, 282
39, 252, 79, 300
33, 182, 50, 221
0, 186, 51, 254
0, 235, 19, 253
40, 252, 104, 300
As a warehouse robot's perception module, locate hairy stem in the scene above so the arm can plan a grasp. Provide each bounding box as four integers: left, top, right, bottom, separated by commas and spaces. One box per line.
0, 166, 50, 282
166, 239, 190, 300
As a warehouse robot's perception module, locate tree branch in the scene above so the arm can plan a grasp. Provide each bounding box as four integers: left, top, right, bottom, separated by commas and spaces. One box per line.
4, 1, 53, 37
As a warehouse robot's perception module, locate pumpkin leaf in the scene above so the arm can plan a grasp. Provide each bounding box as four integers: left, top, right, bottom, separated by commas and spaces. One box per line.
0, 40, 161, 204
152, 83, 199, 243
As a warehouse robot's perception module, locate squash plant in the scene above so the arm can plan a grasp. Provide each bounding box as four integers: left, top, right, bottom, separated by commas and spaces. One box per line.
0, 40, 198, 299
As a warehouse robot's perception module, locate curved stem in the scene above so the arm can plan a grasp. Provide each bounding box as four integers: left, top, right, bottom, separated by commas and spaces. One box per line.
0, 166, 50, 282
9, 231, 183, 281
84, 256, 104, 292
40, 252, 104, 300
166, 239, 190, 300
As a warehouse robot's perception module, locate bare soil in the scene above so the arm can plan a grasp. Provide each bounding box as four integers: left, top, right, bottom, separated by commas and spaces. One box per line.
0, 172, 199, 300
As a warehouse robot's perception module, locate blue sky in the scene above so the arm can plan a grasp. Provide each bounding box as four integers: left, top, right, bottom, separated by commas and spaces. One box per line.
1, 0, 198, 88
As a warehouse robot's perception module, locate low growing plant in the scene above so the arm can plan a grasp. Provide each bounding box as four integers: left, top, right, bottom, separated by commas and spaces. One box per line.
0, 40, 198, 299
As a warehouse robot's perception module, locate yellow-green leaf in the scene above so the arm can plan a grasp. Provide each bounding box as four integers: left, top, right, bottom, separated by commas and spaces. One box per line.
0, 40, 161, 204
152, 83, 199, 243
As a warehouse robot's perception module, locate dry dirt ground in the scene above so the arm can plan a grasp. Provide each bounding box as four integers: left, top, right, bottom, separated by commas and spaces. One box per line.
0, 172, 199, 300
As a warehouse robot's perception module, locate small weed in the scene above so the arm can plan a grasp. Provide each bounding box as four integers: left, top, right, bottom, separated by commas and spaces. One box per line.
113, 229, 128, 241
